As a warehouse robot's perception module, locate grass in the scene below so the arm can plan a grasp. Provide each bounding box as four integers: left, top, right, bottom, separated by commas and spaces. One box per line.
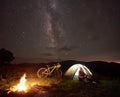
0, 64, 120, 97
56, 79, 120, 97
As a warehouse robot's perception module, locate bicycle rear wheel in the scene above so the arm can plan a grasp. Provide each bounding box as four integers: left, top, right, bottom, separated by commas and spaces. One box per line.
54, 69, 62, 78
37, 68, 48, 78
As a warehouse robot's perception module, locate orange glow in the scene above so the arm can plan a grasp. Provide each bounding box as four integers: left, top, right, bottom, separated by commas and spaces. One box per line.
8, 73, 29, 93
15, 74, 27, 92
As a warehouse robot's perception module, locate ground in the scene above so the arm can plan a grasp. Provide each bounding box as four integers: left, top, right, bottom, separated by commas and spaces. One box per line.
0, 64, 120, 97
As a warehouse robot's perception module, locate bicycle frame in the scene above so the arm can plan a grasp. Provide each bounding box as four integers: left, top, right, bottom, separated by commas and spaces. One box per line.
46, 64, 60, 75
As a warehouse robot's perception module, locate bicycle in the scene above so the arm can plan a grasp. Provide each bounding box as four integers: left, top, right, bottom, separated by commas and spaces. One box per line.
37, 63, 62, 78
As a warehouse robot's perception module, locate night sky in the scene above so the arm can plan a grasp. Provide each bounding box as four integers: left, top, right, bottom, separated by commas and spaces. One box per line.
0, 0, 120, 63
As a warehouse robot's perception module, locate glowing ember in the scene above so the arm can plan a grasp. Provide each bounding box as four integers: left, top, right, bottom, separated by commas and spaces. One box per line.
8, 73, 29, 93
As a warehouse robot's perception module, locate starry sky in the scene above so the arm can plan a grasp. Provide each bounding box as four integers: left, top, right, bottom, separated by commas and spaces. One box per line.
0, 0, 120, 63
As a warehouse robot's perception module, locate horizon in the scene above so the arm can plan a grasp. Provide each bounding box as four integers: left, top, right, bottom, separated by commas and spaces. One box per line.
11, 57, 120, 64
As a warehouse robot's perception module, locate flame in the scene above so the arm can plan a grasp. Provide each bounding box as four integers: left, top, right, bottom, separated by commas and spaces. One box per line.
9, 73, 29, 93
15, 73, 27, 92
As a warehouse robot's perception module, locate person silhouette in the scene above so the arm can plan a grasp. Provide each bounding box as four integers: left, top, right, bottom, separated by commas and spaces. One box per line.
78, 67, 87, 81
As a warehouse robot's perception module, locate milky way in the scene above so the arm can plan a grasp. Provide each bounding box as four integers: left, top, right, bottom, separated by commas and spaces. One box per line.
0, 0, 120, 63
43, 0, 67, 59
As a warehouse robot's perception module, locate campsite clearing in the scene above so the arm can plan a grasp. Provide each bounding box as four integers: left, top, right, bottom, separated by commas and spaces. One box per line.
0, 63, 120, 97
0, 78, 120, 97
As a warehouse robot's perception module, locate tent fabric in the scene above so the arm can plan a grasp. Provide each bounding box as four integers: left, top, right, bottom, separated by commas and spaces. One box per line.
64, 64, 92, 80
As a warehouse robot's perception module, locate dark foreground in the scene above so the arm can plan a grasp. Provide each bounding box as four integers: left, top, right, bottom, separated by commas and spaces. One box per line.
0, 79, 120, 97
0, 63, 120, 97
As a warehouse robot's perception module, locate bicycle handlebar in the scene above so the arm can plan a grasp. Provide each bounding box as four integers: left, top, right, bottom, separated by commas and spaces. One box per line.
46, 63, 61, 68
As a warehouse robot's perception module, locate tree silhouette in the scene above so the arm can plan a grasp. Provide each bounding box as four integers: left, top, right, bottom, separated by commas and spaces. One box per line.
0, 48, 15, 64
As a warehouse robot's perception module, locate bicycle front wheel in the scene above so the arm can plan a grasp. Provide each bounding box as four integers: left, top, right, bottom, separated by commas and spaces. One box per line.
37, 68, 48, 78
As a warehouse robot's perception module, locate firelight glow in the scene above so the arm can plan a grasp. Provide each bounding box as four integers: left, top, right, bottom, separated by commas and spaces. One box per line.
16, 73, 27, 92
9, 73, 29, 93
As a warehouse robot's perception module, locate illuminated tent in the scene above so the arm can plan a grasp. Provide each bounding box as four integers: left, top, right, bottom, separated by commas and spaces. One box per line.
64, 64, 93, 80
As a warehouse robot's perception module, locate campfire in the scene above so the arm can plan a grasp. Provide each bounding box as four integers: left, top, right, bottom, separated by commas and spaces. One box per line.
7, 73, 50, 97
5, 73, 58, 97
8, 73, 35, 93
3, 74, 61, 97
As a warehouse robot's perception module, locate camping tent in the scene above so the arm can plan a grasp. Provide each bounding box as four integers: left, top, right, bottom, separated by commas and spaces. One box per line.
64, 64, 93, 80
